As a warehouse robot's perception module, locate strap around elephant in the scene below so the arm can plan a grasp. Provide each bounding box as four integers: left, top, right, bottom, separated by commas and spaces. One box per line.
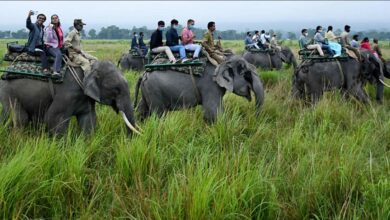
63, 56, 85, 90
267, 53, 272, 69
48, 78, 55, 99
189, 66, 201, 101
335, 60, 345, 85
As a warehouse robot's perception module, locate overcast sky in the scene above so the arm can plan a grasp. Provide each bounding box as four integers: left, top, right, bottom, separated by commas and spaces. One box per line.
1, 1, 389, 31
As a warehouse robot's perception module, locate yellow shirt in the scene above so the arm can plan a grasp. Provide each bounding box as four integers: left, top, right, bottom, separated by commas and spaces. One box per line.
325, 31, 337, 41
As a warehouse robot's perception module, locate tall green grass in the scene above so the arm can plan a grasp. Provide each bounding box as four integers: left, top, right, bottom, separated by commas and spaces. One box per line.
0, 39, 389, 219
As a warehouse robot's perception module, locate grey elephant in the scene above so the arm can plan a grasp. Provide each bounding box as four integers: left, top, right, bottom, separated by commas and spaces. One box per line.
134, 56, 264, 122
242, 46, 297, 70
292, 49, 385, 103
0, 61, 140, 135
118, 52, 146, 71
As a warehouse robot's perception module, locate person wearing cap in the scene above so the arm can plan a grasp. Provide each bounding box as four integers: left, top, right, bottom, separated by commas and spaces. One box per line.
64, 19, 97, 75
150, 20, 177, 63
26, 10, 49, 73
44, 14, 64, 77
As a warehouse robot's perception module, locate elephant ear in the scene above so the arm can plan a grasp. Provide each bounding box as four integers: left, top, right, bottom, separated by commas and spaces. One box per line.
279, 49, 287, 62
83, 63, 101, 102
213, 61, 234, 92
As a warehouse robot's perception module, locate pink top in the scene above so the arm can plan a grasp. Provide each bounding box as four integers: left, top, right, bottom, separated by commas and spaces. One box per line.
181, 27, 194, 45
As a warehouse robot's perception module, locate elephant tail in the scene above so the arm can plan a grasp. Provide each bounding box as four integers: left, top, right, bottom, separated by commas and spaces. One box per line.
133, 76, 143, 108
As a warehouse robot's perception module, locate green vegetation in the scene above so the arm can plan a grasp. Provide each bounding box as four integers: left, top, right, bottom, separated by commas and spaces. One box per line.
0, 39, 389, 219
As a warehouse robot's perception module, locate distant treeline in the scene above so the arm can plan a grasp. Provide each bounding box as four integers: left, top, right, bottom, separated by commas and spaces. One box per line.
1, 25, 390, 41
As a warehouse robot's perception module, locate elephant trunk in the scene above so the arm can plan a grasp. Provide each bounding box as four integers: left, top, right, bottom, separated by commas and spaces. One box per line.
251, 73, 264, 113
291, 54, 297, 69
116, 96, 142, 135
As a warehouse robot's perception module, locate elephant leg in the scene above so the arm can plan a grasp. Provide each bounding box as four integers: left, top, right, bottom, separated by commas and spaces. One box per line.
0, 104, 10, 124
348, 85, 369, 104
375, 81, 384, 104
77, 111, 96, 134
203, 99, 223, 123
137, 98, 150, 121
12, 102, 29, 128
292, 75, 305, 100
46, 104, 72, 136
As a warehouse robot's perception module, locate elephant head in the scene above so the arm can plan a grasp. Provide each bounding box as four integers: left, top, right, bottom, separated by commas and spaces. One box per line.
384, 61, 390, 78
83, 61, 141, 135
213, 56, 264, 112
280, 46, 297, 68
360, 49, 384, 83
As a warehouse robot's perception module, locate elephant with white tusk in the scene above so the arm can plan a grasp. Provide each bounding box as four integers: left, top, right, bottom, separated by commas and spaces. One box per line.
0, 61, 141, 136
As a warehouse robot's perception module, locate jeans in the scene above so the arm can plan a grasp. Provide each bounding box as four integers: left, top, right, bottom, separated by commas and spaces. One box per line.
321, 44, 334, 56
169, 45, 186, 59
140, 45, 148, 56
183, 43, 202, 58
47, 47, 62, 72
28, 46, 49, 69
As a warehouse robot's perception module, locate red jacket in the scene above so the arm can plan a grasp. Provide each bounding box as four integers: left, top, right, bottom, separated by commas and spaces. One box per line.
360, 42, 372, 50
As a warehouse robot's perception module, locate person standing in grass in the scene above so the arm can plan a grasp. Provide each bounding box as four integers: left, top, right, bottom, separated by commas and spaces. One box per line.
44, 14, 64, 77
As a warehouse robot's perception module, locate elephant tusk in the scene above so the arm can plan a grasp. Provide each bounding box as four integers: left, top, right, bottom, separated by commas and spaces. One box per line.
379, 79, 390, 88
120, 111, 142, 135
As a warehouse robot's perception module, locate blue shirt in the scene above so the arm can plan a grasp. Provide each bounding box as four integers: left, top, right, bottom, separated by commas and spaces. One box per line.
131, 35, 138, 49
245, 36, 253, 45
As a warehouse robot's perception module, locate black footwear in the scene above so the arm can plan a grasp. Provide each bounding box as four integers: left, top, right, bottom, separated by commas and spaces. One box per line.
192, 58, 200, 63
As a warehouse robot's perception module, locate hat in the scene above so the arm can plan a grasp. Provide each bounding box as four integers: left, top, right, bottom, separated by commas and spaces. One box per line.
74, 19, 86, 25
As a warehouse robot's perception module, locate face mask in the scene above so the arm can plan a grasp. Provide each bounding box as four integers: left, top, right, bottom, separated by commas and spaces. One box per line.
159, 27, 165, 31
134, 34, 138, 37
172, 25, 177, 29
304, 33, 308, 36
188, 24, 194, 29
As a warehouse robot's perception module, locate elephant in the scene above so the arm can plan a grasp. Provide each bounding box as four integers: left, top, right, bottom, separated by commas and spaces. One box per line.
0, 61, 141, 135
242, 46, 297, 70
133, 56, 264, 122
292, 49, 385, 104
118, 52, 146, 71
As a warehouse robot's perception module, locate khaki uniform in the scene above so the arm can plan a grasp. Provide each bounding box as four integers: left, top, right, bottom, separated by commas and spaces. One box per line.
340, 31, 360, 60
202, 30, 225, 64
373, 43, 385, 63
64, 29, 97, 74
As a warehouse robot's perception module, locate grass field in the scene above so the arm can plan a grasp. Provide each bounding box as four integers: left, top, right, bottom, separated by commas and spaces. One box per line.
0, 39, 389, 219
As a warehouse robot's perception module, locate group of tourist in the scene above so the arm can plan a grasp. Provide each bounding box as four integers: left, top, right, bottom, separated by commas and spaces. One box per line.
25, 10, 96, 77
244, 30, 280, 50
299, 24, 384, 61
135, 19, 231, 65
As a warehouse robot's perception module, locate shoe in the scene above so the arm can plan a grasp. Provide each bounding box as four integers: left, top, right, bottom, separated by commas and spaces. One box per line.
192, 58, 200, 63
42, 69, 51, 76
333, 54, 340, 58
181, 58, 191, 63
52, 72, 61, 78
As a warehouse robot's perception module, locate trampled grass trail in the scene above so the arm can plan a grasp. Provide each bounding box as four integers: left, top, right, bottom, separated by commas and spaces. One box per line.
0, 39, 389, 219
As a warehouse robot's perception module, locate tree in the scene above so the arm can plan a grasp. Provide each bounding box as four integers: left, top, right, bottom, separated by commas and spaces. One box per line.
11, 29, 28, 39
88, 29, 97, 39
287, 32, 297, 40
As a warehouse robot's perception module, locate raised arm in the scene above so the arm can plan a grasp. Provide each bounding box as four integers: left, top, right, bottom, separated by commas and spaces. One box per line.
26, 11, 34, 31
